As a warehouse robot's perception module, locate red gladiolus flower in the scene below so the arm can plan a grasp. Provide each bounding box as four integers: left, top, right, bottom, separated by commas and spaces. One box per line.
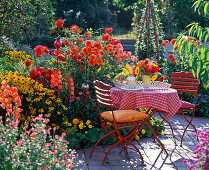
161, 42, 167, 47
188, 36, 194, 41
84, 31, 92, 38
171, 39, 176, 46
51, 49, 62, 56
35, 45, 44, 57
96, 57, 103, 66
70, 25, 79, 33
63, 39, 70, 46
55, 19, 64, 28
58, 54, 66, 62
25, 60, 31, 67
105, 27, 113, 34
85, 40, 92, 48
54, 40, 62, 48
102, 34, 110, 41
168, 54, 174, 59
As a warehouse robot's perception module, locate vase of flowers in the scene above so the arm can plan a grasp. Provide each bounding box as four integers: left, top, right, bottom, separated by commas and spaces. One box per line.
133, 60, 160, 85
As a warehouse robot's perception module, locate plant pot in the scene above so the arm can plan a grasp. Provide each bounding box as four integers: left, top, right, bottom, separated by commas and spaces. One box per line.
142, 74, 152, 85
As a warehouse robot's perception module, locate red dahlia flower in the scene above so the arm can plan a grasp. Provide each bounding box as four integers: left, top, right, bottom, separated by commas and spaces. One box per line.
25, 60, 31, 67
85, 40, 92, 48
70, 25, 79, 33
105, 27, 113, 34
102, 34, 110, 41
34, 45, 44, 57
84, 31, 92, 38
55, 19, 64, 28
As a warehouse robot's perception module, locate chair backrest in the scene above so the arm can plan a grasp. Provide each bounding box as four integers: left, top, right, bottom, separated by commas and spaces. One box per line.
171, 72, 199, 94
93, 80, 114, 108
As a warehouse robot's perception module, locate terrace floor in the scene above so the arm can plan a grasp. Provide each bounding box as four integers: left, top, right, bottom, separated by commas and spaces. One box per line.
76, 113, 209, 170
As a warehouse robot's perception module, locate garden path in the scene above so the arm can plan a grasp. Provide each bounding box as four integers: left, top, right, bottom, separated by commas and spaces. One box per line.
76, 113, 209, 170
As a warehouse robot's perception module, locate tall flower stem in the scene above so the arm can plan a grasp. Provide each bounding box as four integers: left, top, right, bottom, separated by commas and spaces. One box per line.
56, 47, 59, 69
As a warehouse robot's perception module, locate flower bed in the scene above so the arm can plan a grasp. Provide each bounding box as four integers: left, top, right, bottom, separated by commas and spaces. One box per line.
0, 19, 165, 149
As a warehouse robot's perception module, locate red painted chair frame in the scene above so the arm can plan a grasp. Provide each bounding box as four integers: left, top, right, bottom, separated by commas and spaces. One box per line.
89, 80, 168, 165
155, 72, 199, 146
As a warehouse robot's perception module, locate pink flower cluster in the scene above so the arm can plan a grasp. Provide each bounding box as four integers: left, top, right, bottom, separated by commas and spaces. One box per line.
184, 130, 209, 170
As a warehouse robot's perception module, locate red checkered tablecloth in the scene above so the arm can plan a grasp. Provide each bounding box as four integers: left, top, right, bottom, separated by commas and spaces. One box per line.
110, 87, 182, 120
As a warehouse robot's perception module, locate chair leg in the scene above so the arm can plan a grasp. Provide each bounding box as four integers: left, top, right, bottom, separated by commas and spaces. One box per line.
124, 139, 144, 163
180, 112, 198, 147
146, 122, 168, 155
89, 129, 116, 158
101, 140, 122, 165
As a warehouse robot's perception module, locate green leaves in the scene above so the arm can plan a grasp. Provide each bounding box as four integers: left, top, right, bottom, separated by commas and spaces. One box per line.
193, 0, 209, 16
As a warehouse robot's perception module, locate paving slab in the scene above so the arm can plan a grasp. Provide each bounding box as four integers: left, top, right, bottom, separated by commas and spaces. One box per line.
75, 114, 209, 170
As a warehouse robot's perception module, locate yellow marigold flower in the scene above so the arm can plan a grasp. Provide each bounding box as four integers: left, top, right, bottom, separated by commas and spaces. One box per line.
85, 131, 88, 134
79, 123, 84, 129
45, 100, 52, 105
86, 120, 91, 125
97, 67, 101, 72
48, 107, 54, 111
88, 125, 93, 129
56, 98, 62, 103
107, 74, 111, 79
62, 105, 68, 110
73, 118, 79, 125
68, 123, 72, 126
5, 51, 9, 54
57, 111, 61, 115
141, 129, 145, 134
44, 113, 51, 118
135, 135, 140, 140
38, 108, 44, 113
151, 75, 158, 81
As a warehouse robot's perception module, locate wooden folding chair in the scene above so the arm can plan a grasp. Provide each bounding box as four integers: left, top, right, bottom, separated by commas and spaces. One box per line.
89, 80, 161, 165
155, 72, 199, 146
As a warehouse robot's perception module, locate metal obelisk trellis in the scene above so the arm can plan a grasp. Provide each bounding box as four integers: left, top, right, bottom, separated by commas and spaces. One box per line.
138, 0, 159, 64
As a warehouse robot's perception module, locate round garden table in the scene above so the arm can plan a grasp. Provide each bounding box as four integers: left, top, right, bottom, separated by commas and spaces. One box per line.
110, 87, 182, 120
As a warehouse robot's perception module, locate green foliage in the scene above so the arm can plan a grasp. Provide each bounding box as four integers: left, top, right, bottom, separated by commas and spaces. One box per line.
175, 0, 209, 87
0, 0, 54, 46
59, 0, 113, 30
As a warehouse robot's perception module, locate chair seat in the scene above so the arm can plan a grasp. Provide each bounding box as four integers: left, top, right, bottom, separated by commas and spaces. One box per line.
180, 100, 195, 109
101, 110, 148, 123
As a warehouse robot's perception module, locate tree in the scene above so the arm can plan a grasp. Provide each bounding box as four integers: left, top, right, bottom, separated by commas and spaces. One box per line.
175, 0, 209, 87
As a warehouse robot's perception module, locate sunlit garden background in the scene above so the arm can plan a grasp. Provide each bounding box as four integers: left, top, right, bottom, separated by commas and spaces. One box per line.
0, 0, 208, 169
